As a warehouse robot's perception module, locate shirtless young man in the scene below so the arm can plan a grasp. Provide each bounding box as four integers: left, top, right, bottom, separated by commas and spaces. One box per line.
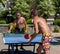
8, 11, 28, 51
15, 11, 27, 33
29, 9, 52, 54
8, 11, 27, 33
15, 11, 28, 50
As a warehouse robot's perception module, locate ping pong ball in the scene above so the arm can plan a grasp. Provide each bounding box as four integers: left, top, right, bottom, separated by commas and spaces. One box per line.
24, 34, 30, 39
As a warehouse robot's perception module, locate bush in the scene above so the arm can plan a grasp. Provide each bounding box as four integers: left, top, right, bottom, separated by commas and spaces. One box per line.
53, 19, 60, 26
53, 25, 60, 32
27, 19, 33, 24
0, 20, 6, 24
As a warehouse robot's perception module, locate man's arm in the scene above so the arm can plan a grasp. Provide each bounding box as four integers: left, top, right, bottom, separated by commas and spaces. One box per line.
28, 21, 39, 44
8, 23, 13, 33
23, 18, 30, 33
23, 18, 28, 33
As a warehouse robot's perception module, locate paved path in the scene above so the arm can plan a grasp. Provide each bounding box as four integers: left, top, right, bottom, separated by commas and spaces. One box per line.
0, 33, 60, 54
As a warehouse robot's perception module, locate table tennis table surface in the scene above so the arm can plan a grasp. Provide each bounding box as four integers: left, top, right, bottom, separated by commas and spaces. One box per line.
3, 33, 58, 54
3, 33, 42, 44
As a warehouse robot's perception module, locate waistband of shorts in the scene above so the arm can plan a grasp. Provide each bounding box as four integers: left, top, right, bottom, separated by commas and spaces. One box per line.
42, 33, 52, 37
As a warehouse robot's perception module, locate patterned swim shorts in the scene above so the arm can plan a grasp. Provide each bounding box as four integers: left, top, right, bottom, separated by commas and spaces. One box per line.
42, 33, 52, 51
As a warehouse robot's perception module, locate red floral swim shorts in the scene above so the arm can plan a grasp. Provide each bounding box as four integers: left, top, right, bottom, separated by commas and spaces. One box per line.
42, 33, 52, 51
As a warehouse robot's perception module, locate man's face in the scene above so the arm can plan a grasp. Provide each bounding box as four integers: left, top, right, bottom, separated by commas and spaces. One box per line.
16, 13, 21, 18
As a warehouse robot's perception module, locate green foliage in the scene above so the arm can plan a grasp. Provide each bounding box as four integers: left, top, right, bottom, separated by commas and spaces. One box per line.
11, 0, 56, 19
27, 19, 33, 24
0, 0, 8, 18
53, 19, 60, 26
39, 0, 55, 18
53, 25, 60, 32
0, 10, 8, 18
12, 0, 30, 19
0, 20, 6, 24
52, 0, 60, 14
0, 0, 60, 22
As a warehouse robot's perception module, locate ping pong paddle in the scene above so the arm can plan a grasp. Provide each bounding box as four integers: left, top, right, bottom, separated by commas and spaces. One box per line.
24, 34, 31, 39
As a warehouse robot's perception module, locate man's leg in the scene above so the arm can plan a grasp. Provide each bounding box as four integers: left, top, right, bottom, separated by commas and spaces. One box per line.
37, 44, 43, 54
43, 36, 51, 54
43, 43, 50, 54
20, 43, 23, 49
15, 28, 19, 51
44, 50, 50, 54
19, 28, 25, 49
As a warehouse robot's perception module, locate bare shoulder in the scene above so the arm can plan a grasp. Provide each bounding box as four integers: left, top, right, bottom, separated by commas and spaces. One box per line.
39, 17, 46, 21
21, 17, 26, 20
39, 17, 45, 20
33, 19, 37, 23
21, 17, 25, 19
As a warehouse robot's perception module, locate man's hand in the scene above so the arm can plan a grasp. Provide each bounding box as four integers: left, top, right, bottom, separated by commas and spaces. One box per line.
28, 34, 37, 45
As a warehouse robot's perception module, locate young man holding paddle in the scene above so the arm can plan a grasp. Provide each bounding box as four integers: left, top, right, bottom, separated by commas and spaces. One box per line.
28, 9, 52, 54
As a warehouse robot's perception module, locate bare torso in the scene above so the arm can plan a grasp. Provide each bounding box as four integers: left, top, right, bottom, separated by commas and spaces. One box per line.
34, 17, 51, 34
16, 17, 25, 28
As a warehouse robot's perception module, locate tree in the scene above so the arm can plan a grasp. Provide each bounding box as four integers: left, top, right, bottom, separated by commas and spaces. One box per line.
0, 0, 7, 18
52, 0, 60, 19
0, 0, 59, 23
29, 0, 55, 18
38, 0, 55, 18
12, 0, 30, 19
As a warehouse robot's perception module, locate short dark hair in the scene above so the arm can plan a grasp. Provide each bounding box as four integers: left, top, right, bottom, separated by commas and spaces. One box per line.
16, 10, 23, 17
30, 9, 38, 17
16, 11, 21, 15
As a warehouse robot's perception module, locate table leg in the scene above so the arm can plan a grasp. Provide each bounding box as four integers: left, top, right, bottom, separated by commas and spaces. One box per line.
8, 45, 10, 53
11, 44, 14, 54
33, 44, 35, 53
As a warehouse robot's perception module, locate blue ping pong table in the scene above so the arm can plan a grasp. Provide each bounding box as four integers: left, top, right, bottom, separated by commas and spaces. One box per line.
3, 33, 58, 54
3, 33, 42, 54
